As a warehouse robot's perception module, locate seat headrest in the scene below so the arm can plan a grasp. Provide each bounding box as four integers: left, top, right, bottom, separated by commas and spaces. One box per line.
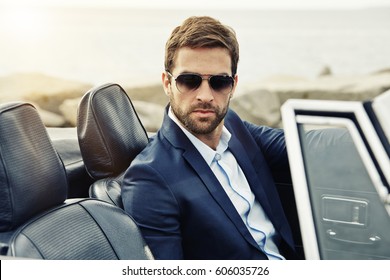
77, 83, 149, 180
0, 102, 68, 231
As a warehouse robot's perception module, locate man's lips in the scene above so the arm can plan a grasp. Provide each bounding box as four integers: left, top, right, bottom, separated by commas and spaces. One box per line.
192, 109, 215, 117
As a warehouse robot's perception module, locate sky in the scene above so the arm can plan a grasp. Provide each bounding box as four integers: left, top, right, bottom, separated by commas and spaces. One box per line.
0, 0, 389, 86
1, 0, 389, 10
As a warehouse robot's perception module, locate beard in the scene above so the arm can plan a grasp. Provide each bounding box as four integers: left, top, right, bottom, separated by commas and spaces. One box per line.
171, 101, 229, 135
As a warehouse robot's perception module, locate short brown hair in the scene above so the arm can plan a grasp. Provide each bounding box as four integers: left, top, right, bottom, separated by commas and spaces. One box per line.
164, 16, 239, 76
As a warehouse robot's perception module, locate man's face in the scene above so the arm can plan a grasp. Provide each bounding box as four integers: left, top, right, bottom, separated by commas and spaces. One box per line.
162, 47, 238, 137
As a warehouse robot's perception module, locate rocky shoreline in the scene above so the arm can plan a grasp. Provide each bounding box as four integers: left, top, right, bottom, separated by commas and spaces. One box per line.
1, 69, 389, 131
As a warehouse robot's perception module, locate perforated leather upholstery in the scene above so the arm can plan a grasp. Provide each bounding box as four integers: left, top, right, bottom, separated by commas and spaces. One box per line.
0, 103, 67, 232
0, 102, 153, 259
9, 198, 153, 259
77, 83, 149, 179
77, 83, 149, 208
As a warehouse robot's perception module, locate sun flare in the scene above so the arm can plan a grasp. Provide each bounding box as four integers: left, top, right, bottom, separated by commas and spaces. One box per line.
0, 6, 50, 42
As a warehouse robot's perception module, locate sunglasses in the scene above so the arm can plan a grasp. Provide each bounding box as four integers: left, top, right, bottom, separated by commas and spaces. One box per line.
167, 72, 234, 95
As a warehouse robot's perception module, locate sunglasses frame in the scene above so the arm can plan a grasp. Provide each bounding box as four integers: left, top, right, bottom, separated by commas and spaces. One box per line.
166, 71, 235, 95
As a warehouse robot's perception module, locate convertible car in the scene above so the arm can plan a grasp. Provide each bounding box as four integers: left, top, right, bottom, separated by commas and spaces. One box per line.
0, 83, 389, 260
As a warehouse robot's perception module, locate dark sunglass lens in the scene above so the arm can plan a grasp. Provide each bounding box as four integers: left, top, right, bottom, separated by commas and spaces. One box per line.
210, 76, 233, 93
176, 74, 202, 92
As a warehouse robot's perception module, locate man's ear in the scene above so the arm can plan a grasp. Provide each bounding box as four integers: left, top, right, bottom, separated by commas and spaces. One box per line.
230, 74, 238, 99
162, 72, 170, 96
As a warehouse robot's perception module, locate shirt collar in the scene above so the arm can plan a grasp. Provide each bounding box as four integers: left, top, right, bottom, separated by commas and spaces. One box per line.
168, 106, 231, 166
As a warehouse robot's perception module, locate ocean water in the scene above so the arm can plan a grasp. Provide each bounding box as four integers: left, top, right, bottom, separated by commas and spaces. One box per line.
1, 7, 390, 88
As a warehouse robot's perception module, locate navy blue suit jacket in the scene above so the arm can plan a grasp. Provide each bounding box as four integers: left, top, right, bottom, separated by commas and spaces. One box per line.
122, 108, 297, 259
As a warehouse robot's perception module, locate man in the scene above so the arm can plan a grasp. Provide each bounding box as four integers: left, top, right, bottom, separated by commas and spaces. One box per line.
122, 16, 300, 260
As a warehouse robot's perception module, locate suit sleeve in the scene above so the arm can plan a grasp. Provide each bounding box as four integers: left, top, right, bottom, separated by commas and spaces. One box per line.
121, 161, 183, 259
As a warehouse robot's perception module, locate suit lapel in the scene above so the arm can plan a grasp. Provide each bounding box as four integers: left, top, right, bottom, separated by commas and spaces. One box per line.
161, 111, 260, 249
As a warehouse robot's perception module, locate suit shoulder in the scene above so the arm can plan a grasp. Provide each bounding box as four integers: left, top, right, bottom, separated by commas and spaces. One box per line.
131, 130, 176, 167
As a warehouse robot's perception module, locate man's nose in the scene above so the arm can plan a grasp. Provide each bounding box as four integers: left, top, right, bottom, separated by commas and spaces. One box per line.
195, 80, 214, 102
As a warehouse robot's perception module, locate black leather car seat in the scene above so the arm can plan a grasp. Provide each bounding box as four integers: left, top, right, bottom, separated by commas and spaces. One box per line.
0, 102, 153, 259
77, 83, 149, 208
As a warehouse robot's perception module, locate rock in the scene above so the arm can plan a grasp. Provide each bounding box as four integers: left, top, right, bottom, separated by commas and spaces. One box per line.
34, 104, 67, 127
59, 98, 80, 127
0, 72, 92, 126
38, 109, 67, 127
231, 89, 281, 127
22, 74, 92, 114
372, 68, 390, 74
124, 84, 168, 108
347, 73, 390, 98
0, 72, 92, 114
132, 100, 165, 132
261, 72, 390, 105
122, 84, 167, 131
318, 65, 332, 76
